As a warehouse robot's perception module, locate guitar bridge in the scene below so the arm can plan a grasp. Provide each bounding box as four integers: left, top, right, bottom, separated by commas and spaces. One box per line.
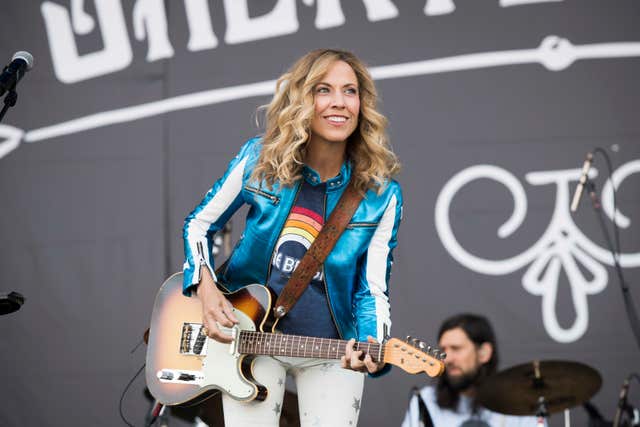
180, 323, 209, 355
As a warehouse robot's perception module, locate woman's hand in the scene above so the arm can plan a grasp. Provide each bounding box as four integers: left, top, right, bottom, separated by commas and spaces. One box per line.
341, 336, 386, 374
197, 267, 238, 343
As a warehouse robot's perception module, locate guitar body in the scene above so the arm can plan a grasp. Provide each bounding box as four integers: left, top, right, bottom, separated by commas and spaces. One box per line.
146, 274, 445, 407
145, 272, 275, 406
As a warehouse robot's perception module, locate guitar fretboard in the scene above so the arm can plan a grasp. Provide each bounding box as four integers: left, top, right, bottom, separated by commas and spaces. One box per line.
238, 331, 384, 362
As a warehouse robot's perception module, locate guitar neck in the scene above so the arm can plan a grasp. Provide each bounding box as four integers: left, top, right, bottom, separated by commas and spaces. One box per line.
238, 331, 384, 362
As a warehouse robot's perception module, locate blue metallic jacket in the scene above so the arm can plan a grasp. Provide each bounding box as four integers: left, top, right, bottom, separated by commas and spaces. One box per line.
183, 137, 403, 344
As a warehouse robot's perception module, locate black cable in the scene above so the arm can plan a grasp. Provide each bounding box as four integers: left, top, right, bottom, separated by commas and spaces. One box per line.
593, 148, 622, 256
589, 148, 640, 352
130, 337, 146, 354
119, 363, 146, 427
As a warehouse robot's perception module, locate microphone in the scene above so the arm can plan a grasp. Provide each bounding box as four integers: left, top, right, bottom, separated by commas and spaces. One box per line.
570, 151, 594, 212
0, 291, 25, 315
0, 51, 34, 97
613, 377, 631, 427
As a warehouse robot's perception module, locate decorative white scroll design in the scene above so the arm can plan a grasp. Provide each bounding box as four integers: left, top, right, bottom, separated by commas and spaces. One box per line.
435, 161, 640, 342
1, 35, 640, 160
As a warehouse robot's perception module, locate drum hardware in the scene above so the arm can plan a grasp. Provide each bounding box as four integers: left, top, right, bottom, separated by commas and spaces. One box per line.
476, 360, 602, 426
613, 373, 640, 427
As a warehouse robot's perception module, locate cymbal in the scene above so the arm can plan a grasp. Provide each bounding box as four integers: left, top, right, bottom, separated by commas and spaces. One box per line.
476, 360, 602, 416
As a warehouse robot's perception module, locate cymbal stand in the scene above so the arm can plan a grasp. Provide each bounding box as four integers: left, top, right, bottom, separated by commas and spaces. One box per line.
564, 408, 571, 427
531, 361, 552, 427
535, 396, 549, 427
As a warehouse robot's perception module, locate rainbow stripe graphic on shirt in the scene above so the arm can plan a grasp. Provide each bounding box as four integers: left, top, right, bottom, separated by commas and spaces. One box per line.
273, 206, 324, 253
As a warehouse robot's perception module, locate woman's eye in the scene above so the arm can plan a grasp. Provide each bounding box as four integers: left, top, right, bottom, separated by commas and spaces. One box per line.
345, 88, 358, 95
316, 86, 330, 93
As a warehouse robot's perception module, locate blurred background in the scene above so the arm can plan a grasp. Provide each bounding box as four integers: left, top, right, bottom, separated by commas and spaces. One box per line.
0, 1, 639, 426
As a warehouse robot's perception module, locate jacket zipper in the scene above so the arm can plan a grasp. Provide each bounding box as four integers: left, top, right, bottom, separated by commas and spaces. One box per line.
244, 185, 280, 205
321, 191, 344, 339
346, 222, 378, 229
196, 241, 209, 284
197, 238, 231, 292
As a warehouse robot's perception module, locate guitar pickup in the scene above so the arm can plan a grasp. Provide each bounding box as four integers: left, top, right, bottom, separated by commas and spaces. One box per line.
156, 369, 204, 385
179, 323, 209, 356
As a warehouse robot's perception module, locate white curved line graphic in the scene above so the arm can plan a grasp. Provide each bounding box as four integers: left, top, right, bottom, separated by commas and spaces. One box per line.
1, 36, 639, 159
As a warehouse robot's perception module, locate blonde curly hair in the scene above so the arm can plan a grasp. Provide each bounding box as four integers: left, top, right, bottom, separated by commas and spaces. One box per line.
251, 49, 400, 194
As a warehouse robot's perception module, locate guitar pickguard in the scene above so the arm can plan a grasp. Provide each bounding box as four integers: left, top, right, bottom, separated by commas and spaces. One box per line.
198, 308, 259, 401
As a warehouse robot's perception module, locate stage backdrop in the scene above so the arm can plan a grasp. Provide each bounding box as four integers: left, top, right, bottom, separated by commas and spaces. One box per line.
1, 1, 639, 426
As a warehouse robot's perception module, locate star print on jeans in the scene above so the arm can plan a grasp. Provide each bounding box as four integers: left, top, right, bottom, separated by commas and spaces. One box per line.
352, 397, 361, 412
277, 378, 284, 386
273, 403, 281, 415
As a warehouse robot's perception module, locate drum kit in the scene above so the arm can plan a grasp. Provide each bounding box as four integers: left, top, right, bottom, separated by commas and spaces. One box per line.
475, 359, 637, 427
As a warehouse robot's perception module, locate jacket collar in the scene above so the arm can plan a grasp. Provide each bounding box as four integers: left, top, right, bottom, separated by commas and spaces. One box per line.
302, 161, 351, 192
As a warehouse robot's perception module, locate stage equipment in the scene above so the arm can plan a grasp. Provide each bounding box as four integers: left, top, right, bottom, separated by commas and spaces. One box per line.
613, 373, 640, 427
572, 148, 640, 352
476, 360, 602, 426
0, 51, 33, 96
0, 291, 24, 315
0, 51, 33, 123
570, 151, 593, 212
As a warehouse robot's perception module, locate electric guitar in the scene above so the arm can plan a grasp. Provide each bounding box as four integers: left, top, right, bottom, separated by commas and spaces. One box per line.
145, 273, 446, 406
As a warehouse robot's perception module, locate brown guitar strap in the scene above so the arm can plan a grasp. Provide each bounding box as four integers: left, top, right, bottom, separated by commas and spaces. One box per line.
273, 181, 363, 319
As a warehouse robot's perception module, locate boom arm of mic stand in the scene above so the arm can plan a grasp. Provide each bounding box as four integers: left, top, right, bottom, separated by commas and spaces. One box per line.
586, 180, 640, 353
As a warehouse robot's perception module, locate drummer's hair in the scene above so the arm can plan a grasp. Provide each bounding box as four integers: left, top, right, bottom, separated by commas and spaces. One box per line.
436, 313, 499, 410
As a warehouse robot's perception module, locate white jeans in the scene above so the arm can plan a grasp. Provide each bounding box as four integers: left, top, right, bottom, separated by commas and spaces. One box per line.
222, 356, 365, 427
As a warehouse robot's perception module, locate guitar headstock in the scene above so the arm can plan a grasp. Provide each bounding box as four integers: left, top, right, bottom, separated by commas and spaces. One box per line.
383, 337, 446, 377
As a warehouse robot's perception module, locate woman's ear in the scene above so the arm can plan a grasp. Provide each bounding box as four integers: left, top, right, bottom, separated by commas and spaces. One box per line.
478, 342, 493, 364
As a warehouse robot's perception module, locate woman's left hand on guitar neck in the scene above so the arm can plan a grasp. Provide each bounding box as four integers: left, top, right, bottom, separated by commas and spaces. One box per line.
341, 336, 386, 374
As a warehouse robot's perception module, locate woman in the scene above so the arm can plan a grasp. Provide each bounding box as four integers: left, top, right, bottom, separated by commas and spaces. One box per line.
182, 48, 402, 426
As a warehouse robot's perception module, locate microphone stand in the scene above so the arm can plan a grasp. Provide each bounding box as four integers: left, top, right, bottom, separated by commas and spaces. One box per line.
585, 178, 640, 352
0, 80, 18, 123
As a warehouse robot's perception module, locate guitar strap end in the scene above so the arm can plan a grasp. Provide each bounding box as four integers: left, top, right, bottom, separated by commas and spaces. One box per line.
274, 305, 287, 318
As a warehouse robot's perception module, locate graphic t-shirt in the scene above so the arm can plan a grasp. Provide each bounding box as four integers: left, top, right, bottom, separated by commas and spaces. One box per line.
267, 180, 340, 339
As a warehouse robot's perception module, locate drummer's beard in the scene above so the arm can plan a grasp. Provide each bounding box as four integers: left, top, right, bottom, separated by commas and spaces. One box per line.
446, 367, 481, 392
437, 365, 487, 410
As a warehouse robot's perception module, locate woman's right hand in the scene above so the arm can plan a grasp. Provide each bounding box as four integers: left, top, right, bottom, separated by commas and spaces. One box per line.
197, 267, 239, 343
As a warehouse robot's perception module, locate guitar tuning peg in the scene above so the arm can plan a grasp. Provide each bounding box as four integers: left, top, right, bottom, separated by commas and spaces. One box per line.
426, 345, 432, 354
432, 349, 440, 359
439, 351, 447, 361
411, 338, 420, 347
405, 335, 412, 343
417, 341, 427, 350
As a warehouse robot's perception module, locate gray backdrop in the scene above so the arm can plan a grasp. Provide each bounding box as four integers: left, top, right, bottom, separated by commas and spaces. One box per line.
1, 1, 639, 426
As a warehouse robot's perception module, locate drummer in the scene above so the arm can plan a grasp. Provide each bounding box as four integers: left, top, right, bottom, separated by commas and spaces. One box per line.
402, 313, 540, 427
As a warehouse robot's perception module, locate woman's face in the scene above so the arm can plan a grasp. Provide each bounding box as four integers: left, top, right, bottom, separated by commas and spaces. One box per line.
309, 60, 360, 146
